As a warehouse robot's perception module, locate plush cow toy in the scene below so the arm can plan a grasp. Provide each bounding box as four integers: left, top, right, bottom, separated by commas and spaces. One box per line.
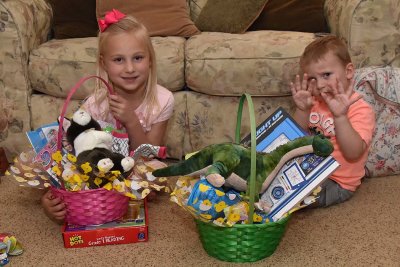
66, 109, 134, 179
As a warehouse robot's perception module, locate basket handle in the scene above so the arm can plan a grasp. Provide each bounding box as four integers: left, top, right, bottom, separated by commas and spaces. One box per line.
56, 75, 122, 151
235, 93, 257, 224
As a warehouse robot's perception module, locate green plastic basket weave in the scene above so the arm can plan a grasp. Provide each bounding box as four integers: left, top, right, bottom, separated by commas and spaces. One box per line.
196, 216, 289, 262
195, 94, 290, 262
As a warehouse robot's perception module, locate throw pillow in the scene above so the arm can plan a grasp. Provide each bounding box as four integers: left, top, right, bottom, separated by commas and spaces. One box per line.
248, 0, 329, 33
49, 0, 99, 39
193, 0, 268, 33
96, 0, 200, 37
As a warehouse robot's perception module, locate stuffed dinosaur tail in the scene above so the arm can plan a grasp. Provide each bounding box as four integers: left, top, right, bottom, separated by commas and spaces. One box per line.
152, 157, 204, 177
267, 134, 332, 160
153, 143, 241, 177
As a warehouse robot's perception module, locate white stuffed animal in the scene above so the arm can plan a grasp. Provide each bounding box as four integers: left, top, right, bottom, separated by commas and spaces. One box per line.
66, 109, 134, 176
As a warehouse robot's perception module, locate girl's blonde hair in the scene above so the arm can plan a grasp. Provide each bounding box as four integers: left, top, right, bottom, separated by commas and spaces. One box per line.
95, 15, 159, 126
300, 35, 352, 71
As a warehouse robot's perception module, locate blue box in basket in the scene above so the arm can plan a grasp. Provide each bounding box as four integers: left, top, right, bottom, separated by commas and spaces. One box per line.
62, 199, 148, 248
241, 107, 339, 222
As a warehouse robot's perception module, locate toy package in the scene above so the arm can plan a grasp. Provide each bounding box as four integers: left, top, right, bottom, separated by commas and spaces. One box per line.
0, 234, 23, 266
61, 199, 149, 248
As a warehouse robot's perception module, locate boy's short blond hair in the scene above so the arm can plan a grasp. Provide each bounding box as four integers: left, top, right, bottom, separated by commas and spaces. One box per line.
300, 35, 352, 70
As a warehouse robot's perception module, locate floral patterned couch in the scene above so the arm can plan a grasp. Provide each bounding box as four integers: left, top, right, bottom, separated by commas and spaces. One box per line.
0, 0, 399, 177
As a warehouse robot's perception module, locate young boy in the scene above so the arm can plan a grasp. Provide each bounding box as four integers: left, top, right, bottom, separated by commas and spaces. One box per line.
290, 35, 375, 207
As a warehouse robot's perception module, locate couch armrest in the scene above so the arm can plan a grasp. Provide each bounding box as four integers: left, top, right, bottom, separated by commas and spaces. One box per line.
0, 0, 52, 57
324, 0, 400, 68
0, 0, 52, 158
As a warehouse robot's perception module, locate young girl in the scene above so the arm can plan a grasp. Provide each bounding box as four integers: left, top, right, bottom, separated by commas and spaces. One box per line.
41, 9, 175, 223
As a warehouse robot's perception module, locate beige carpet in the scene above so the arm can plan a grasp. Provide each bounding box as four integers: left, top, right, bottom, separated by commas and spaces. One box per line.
0, 174, 399, 266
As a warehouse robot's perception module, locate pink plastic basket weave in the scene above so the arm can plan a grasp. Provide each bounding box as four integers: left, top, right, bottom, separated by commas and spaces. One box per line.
53, 75, 129, 226
52, 187, 129, 225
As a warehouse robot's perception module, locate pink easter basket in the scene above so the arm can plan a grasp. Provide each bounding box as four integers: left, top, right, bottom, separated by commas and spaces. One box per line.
52, 75, 129, 226
52, 187, 129, 226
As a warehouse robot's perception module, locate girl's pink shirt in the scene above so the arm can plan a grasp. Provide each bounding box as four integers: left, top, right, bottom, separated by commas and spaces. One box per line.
82, 84, 174, 132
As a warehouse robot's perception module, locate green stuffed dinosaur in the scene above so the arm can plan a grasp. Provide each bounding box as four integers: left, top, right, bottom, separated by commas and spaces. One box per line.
152, 135, 333, 194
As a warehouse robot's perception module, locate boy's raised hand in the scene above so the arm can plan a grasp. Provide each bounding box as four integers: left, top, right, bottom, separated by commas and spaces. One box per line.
321, 78, 362, 118
290, 73, 314, 111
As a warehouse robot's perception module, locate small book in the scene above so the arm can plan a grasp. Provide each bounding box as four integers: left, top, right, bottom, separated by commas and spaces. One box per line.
26, 121, 59, 154
26, 122, 62, 188
241, 107, 340, 222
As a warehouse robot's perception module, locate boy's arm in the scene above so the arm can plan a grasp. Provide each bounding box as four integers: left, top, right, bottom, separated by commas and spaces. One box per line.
322, 78, 370, 161
334, 115, 367, 161
293, 108, 310, 132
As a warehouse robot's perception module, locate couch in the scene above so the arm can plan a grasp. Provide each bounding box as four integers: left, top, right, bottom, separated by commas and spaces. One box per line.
0, 0, 399, 176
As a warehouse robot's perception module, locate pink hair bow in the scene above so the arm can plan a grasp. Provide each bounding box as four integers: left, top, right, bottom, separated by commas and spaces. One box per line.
98, 9, 126, 32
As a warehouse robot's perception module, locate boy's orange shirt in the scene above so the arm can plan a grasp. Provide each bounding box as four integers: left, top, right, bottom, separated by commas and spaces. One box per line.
309, 92, 375, 191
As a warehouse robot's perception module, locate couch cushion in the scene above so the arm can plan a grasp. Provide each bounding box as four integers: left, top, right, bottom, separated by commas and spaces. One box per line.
185, 31, 316, 96
29, 38, 98, 100
30, 94, 81, 129
48, 0, 98, 39
96, 0, 200, 37
29, 37, 186, 99
192, 0, 268, 33
248, 0, 329, 33
163, 92, 188, 159
183, 91, 295, 154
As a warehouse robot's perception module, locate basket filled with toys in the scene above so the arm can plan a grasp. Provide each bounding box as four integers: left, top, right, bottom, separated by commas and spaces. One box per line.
6, 76, 170, 226
152, 94, 335, 262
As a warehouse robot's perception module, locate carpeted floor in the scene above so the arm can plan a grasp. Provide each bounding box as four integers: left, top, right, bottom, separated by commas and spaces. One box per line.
1, 174, 399, 266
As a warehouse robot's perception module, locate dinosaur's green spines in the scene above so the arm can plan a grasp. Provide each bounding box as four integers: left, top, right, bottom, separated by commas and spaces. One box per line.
151, 149, 205, 177
256, 136, 313, 181
266, 135, 332, 159
267, 136, 313, 160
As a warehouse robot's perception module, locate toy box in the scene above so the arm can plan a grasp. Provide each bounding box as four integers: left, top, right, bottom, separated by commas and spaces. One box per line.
62, 199, 148, 248
242, 107, 339, 221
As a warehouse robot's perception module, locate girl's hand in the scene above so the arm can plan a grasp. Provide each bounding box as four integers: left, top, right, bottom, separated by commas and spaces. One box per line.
108, 94, 136, 126
41, 190, 66, 224
290, 73, 314, 111
321, 78, 362, 118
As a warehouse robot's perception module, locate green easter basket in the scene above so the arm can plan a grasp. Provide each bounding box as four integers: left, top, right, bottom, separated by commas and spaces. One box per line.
195, 93, 290, 262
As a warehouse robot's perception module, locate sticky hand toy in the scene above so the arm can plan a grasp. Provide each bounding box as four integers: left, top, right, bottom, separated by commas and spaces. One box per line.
0, 234, 23, 266
0, 242, 9, 266
0, 234, 23, 256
